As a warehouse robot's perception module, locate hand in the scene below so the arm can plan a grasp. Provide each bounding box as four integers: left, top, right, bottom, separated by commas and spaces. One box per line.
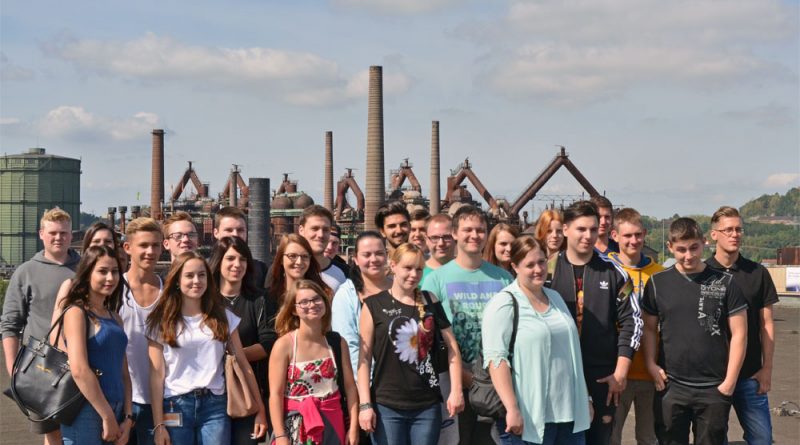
101, 414, 121, 442
154, 426, 171, 445
347, 425, 360, 445
446, 389, 465, 417
647, 364, 668, 391
359, 407, 376, 433
252, 407, 268, 439
717, 381, 735, 397
504, 407, 523, 436
596, 371, 627, 406
114, 419, 132, 445
752, 367, 772, 394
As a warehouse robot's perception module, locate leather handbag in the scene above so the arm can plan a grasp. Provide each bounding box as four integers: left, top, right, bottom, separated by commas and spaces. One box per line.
5, 305, 91, 425
468, 292, 519, 419
225, 343, 259, 418
421, 291, 449, 374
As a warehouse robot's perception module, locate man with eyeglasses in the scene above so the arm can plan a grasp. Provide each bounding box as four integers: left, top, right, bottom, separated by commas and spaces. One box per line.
421, 213, 456, 286
706, 206, 778, 445
162, 211, 198, 262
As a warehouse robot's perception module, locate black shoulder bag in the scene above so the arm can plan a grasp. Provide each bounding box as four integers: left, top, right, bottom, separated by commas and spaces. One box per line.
421, 291, 450, 375
326, 330, 348, 416
468, 291, 519, 419
4, 305, 93, 425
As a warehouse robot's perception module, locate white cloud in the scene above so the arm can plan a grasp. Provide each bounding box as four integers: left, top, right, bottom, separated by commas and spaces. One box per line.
334, 0, 459, 15
474, 0, 798, 105
763, 173, 800, 188
38, 106, 161, 143
1, 52, 35, 81
0, 117, 21, 125
44, 32, 411, 107
721, 103, 797, 128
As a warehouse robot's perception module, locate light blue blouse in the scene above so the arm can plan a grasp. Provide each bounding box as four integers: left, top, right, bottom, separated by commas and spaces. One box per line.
482, 281, 591, 444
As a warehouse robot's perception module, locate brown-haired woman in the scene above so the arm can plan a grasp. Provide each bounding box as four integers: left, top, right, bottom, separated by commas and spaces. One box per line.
265, 234, 331, 309
56, 245, 132, 445
268, 279, 359, 445
484, 223, 520, 276
146, 252, 267, 445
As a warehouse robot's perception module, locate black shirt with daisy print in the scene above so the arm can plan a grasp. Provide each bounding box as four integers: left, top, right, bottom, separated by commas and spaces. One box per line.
364, 290, 451, 411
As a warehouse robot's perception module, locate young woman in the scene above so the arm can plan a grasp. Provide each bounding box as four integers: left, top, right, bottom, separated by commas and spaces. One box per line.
484, 223, 520, 275
209, 237, 277, 445
533, 210, 565, 286
266, 234, 330, 308
82, 222, 120, 251
483, 236, 591, 445
57, 245, 133, 445
268, 279, 359, 445
146, 252, 267, 445
357, 243, 464, 445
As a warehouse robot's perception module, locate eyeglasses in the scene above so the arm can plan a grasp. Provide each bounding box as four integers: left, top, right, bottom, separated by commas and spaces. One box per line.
295, 296, 324, 308
167, 232, 199, 241
284, 253, 311, 262
714, 227, 744, 237
428, 235, 454, 244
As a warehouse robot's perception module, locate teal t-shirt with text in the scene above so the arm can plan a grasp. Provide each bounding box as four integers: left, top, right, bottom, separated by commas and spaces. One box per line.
421, 260, 513, 363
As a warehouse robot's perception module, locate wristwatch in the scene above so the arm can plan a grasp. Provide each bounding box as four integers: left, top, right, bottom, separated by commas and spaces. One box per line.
124, 413, 135, 424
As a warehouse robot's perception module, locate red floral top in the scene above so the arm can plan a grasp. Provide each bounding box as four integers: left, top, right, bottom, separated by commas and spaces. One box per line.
285, 331, 339, 401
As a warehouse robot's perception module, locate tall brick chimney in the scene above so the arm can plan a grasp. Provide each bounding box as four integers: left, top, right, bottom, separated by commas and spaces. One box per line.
364, 66, 385, 231
430, 120, 441, 215
324, 131, 334, 212
151, 129, 165, 220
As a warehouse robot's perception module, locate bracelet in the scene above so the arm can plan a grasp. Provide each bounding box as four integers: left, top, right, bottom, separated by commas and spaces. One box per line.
273, 433, 288, 439
358, 402, 374, 412
152, 423, 166, 434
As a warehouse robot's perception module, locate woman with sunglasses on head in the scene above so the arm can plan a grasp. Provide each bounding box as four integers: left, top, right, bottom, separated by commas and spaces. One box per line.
56, 245, 132, 445
357, 243, 464, 445
209, 237, 277, 444
266, 234, 331, 309
269, 279, 360, 445
146, 252, 267, 445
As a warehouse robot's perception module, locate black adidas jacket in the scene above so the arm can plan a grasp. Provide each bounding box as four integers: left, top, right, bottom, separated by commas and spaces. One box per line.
549, 251, 642, 369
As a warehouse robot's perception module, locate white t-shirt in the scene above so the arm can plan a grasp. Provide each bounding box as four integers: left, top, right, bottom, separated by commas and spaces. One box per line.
119, 273, 162, 404
321, 261, 347, 293
149, 309, 241, 398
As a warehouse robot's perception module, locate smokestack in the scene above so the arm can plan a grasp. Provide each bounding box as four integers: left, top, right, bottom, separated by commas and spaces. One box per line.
364, 65, 385, 231
430, 120, 441, 215
107, 207, 116, 229
324, 131, 334, 212
118, 206, 128, 234
230, 166, 238, 208
248, 177, 271, 264
131, 206, 141, 219
151, 129, 165, 220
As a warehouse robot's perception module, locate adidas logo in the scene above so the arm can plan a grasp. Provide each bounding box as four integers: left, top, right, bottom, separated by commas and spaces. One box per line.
599, 281, 609, 290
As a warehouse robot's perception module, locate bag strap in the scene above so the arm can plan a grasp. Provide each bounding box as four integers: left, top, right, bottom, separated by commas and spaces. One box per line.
506, 291, 520, 365
325, 331, 348, 415
50, 304, 91, 347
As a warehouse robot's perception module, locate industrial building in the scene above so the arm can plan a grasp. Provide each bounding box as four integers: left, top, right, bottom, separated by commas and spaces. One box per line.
0, 148, 81, 268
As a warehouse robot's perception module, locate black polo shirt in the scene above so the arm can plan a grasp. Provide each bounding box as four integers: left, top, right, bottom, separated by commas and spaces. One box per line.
706, 254, 779, 379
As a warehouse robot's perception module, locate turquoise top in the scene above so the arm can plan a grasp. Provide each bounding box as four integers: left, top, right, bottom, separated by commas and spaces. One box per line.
482, 281, 591, 443
421, 260, 513, 363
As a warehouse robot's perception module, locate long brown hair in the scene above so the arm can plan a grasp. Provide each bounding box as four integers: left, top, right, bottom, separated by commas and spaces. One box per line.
146, 252, 229, 347
265, 234, 329, 307
483, 223, 519, 266
60, 245, 125, 312
275, 279, 332, 337
533, 209, 566, 254
208, 236, 259, 297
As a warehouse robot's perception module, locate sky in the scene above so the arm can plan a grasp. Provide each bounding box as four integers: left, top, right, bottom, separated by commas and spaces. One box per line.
1, 0, 798, 219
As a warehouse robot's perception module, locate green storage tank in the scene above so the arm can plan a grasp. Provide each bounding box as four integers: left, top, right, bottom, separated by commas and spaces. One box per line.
0, 148, 81, 267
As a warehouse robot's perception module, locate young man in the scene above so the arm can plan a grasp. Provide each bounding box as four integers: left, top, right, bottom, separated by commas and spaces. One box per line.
591, 195, 619, 257
119, 217, 164, 445
409, 208, 430, 254
548, 200, 640, 445
706, 206, 778, 445
324, 225, 350, 277
421, 213, 456, 285
161, 211, 198, 262
642, 217, 747, 445
298, 205, 347, 292
608, 208, 664, 445
1, 208, 80, 445
212, 206, 268, 286
375, 200, 411, 255
423, 205, 513, 445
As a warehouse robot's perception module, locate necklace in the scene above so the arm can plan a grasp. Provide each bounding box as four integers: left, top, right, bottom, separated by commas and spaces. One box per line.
223, 294, 240, 306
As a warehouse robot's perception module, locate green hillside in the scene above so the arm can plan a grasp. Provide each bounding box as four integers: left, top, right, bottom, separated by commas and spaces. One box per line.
740, 187, 799, 219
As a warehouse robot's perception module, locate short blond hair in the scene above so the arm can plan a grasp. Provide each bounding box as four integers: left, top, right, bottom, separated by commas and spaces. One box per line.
162, 211, 195, 237
40, 207, 71, 229
126, 217, 162, 239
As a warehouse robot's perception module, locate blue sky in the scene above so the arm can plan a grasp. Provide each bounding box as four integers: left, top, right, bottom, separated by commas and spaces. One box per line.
1, 0, 798, 218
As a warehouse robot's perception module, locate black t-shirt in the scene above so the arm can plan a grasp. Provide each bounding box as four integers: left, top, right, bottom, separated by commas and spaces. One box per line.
706, 255, 779, 379
642, 267, 748, 387
364, 290, 451, 410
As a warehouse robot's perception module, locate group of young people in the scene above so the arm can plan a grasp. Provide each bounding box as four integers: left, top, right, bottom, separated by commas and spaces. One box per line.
0, 194, 778, 445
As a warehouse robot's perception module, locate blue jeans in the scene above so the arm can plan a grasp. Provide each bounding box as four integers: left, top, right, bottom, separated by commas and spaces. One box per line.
163, 390, 230, 445
62, 400, 123, 445
132, 402, 155, 445
372, 403, 442, 445
730, 378, 772, 445
496, 419, 585, 445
